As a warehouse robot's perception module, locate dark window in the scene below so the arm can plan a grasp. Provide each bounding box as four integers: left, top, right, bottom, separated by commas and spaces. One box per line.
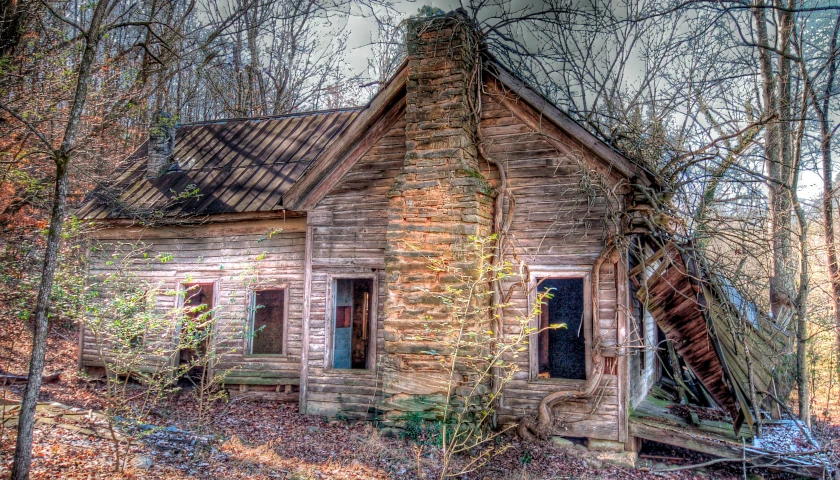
332, 278, 373, 369
251, 289, 285, 355
537, 278, 586, 380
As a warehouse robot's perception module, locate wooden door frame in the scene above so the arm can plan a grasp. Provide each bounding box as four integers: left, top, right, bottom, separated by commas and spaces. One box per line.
323, 272, 379, 372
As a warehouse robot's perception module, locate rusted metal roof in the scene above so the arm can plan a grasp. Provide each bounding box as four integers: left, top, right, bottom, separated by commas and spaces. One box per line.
77, 108, 361, 220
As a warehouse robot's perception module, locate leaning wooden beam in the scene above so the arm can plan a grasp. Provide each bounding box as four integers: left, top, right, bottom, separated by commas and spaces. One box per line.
0, 372, 61, 385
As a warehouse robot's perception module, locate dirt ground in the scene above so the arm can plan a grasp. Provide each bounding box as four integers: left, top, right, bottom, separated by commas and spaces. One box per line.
1, 321, 838, 479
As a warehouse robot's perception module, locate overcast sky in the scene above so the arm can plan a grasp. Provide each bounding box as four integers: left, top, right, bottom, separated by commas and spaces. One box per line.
340, 0, 451, 74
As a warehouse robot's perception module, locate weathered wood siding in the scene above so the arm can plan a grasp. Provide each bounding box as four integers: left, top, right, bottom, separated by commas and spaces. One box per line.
480, 81, 626, 441
80, 220, 306, 386
303, 118, 407, 418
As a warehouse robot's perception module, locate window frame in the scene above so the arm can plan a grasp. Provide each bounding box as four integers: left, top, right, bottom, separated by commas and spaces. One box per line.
324, 272, 378, 372
246, 284, 290, 358
174, 279, 219, 369
527, 269, 592, 383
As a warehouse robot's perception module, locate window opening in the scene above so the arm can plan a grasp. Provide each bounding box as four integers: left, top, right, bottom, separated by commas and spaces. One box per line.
180, 283, 214, 377
332, 278, 373, 369
537, 278, 586, 380
251, 289, 285, 355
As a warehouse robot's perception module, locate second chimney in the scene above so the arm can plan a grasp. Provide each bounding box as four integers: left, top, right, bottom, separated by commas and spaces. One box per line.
147, 110, 175, 178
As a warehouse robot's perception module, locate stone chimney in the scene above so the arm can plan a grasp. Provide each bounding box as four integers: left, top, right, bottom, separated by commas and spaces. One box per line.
147, 110, 175, 178
381, 11, 496, 423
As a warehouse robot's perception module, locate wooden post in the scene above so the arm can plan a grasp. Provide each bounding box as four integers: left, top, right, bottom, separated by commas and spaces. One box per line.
299, 224, 314, 413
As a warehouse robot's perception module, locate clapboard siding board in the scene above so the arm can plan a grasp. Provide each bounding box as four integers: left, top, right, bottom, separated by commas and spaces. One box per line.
303, 119, 407, 418
481, 85, 625, 441
80, 226, 306, 382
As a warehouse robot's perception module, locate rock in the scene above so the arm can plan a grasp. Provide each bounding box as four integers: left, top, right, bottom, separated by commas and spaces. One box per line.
308, 426, 320, 433
132, 456, 154, 470
595, 451, 636, 469
550, 436, 574, 447
586, 439, 625, 453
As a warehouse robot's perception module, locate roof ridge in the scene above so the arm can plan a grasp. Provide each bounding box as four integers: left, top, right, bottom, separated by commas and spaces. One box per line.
180, 106, 363, 127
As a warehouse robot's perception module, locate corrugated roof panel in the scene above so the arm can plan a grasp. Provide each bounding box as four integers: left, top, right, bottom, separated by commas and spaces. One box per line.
234, 113, 348, 212
77, 108, 362, 219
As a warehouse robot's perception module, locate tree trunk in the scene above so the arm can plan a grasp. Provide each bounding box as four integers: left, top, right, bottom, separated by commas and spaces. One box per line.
818, 19, 840, 401
768, 0, 796, 320
11, 1, 110, 477
793, 186, 810, 426
245, 3, 267, 116
10, 160, 69, 479
800, 13, 840, 425
752, 0, 796, 319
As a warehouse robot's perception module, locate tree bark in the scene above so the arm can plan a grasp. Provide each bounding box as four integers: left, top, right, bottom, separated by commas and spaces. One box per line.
773, 0, 797, 315
11, 1, 111, 477
794, 196, 810, 427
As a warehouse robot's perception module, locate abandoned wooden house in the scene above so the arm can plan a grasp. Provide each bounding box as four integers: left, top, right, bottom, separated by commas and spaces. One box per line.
76, 10, 831, 477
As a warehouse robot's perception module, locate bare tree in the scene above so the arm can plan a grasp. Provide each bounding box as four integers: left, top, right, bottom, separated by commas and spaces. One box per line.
4, 3, 115, 476
797, 13, 840, 408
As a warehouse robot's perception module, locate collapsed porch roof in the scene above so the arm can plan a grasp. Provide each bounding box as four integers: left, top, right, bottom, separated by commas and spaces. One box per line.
631, 241, 789, 428
628, 241, 833, 477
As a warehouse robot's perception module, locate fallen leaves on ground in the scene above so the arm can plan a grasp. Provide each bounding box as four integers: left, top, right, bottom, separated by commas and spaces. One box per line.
1, 322, 838, 479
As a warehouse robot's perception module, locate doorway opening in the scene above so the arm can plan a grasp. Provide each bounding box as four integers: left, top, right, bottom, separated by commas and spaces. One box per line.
332, 278, 373, 370
180, 283, 214, 380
